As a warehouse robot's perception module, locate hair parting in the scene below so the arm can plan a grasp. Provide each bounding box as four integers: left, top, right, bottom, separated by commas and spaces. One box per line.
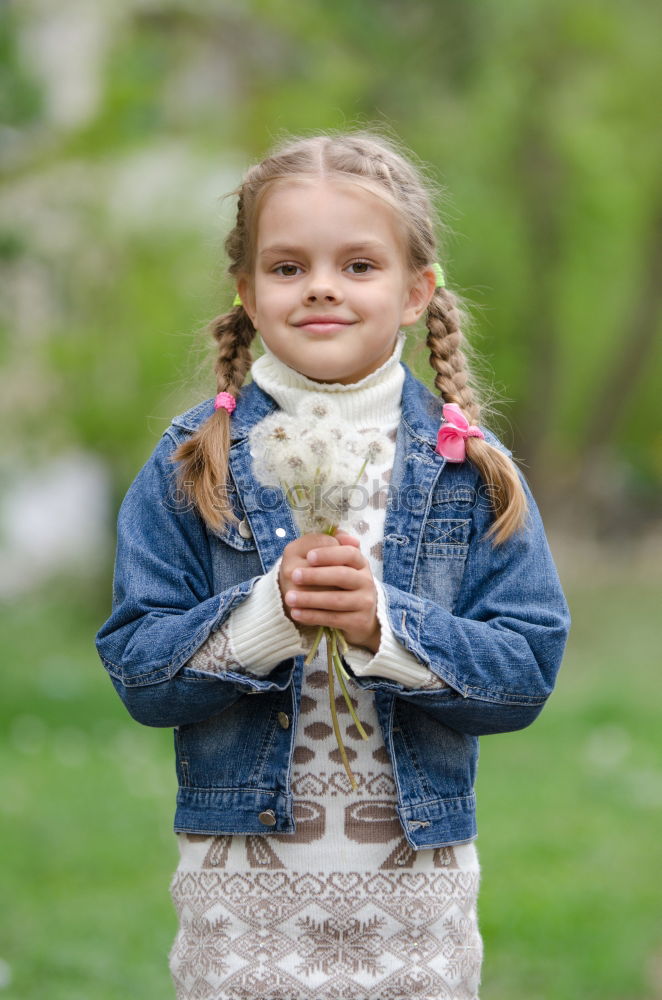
171, 130, 528, 544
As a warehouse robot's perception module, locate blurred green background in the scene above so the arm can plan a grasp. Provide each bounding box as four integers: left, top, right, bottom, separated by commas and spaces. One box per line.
1, 1, 661, 997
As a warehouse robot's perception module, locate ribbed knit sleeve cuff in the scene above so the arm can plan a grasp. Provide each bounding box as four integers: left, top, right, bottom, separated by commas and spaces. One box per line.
228, 558, 307, 677
343, 582, 448, 690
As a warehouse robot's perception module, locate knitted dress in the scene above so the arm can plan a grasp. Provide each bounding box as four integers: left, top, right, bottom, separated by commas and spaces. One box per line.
168, 339, 483, 1000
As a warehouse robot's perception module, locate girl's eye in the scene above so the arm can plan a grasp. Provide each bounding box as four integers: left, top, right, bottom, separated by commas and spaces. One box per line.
347, 260, 372, 274
274, 263, 301, 277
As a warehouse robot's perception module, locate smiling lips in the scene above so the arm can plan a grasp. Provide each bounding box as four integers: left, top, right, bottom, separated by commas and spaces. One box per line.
294, 316, 355, 334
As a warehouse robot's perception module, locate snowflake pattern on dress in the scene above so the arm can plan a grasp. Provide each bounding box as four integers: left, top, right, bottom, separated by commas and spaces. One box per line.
169, 868, 482, 999
295, 913, 387, 977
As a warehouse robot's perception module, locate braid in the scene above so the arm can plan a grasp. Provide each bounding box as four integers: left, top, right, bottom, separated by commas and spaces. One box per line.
169, 175, 262, 531
213, 305, 254, 396
426, 287, 479, 421
426, 287, 528, 544
171, 307, 256, 530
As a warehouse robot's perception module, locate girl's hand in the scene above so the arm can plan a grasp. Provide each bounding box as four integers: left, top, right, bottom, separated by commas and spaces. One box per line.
278, 531, 380, 652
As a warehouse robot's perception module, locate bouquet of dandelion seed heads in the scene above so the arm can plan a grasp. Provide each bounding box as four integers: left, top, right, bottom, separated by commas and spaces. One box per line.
249, 397, 389, 790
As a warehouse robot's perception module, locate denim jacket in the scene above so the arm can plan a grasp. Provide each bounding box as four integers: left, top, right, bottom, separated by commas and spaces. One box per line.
96, 365, 571, 849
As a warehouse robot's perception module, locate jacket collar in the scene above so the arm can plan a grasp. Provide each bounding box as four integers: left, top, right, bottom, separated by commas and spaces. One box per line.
169, 382, 278, 439
168, 363, 506, 456
170, 363, 445, 449
399, 365, 444, 451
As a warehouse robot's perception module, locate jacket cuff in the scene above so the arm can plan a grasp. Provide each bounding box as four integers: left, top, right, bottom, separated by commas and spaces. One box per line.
229, 558, 307, 676
343, 581, 448, 690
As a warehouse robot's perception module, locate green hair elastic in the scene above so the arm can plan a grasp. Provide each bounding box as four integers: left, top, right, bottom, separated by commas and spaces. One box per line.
432, 262, 446, 288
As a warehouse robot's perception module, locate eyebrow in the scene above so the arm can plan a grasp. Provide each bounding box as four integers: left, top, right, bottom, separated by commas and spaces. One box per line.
258, 240, 390, 259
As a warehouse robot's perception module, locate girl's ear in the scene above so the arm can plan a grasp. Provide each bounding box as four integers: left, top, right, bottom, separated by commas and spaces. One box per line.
401, 267, 437, 326
237, 275, 256, 324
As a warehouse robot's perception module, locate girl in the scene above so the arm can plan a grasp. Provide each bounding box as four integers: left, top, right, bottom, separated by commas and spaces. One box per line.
96, 131, 570, 1000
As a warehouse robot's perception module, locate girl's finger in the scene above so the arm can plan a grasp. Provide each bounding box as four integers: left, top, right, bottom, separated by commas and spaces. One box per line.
291, 608, 355, 627
291, 566, 364, 589
307, 545, 365, 568
285, 588, 372, 613
333, 531, 360, 547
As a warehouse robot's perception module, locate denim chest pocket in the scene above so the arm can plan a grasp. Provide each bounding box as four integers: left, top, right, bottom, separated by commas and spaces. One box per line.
421, 517, 471, 558
208, 506, 263, 590
413, 489, 474, 611
213, 516, 258, 553
208, 478, 258, 553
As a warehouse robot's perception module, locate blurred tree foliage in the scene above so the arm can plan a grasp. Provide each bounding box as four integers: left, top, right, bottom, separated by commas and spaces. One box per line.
1, 0, 660, 520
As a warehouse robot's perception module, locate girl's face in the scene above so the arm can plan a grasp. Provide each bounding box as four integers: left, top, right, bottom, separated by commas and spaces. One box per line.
238, 178, 435, 384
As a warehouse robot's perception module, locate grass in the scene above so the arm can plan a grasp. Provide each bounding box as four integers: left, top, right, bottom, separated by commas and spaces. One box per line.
0, 586, 177, 999
0, 568, 660, 999
477, 571, 662, 999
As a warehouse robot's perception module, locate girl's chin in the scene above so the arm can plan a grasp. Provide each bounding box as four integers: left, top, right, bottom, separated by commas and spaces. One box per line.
294, 360, 356, 384
297, 361, 368, 385
301, 372, 348, 384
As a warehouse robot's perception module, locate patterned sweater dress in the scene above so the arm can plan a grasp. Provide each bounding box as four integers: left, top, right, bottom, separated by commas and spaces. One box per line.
168, 338, 483, 1000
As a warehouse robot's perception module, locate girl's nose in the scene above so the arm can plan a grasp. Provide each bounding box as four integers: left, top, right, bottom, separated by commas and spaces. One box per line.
303, 272, 343, 303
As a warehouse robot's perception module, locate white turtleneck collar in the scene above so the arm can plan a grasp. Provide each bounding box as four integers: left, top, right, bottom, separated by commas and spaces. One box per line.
250, 332, 405, 430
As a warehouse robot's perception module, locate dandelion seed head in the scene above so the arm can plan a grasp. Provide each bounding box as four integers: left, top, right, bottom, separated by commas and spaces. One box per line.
304, 435, 331, 461
249, 404, 388, 536
298, 398, 334, 422
365, 438, 387, 463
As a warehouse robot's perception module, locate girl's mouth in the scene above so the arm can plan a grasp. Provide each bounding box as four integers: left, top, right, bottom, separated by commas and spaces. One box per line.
297, 322, 352, 335
294, 317, 355, 335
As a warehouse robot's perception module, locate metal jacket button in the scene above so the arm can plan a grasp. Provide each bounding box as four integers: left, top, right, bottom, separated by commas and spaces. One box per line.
258, 809, 277, 826
238, 518, 252, 539
277, 711, 290, 729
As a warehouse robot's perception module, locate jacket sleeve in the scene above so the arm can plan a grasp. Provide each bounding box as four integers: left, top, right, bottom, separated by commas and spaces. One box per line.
345, 468, 571, 736
95, 431, 296, 728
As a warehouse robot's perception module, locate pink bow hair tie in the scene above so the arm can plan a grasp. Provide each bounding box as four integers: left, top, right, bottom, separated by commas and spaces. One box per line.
436, 403, 485, 462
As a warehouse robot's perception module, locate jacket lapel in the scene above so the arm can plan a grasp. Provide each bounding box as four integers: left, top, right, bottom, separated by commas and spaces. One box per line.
228, 382, 299, 573
382, 367, 447, 592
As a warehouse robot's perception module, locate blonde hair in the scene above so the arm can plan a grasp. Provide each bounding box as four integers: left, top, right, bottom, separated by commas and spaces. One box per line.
172, 131, 528, 545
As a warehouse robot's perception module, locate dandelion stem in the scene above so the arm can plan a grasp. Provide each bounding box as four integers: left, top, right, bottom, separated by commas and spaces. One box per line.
354, 455, 369, 485
336, 630, 349, 655
331, 639, 368, 740
304, 626, 325, 666
327, 635, 357, 790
